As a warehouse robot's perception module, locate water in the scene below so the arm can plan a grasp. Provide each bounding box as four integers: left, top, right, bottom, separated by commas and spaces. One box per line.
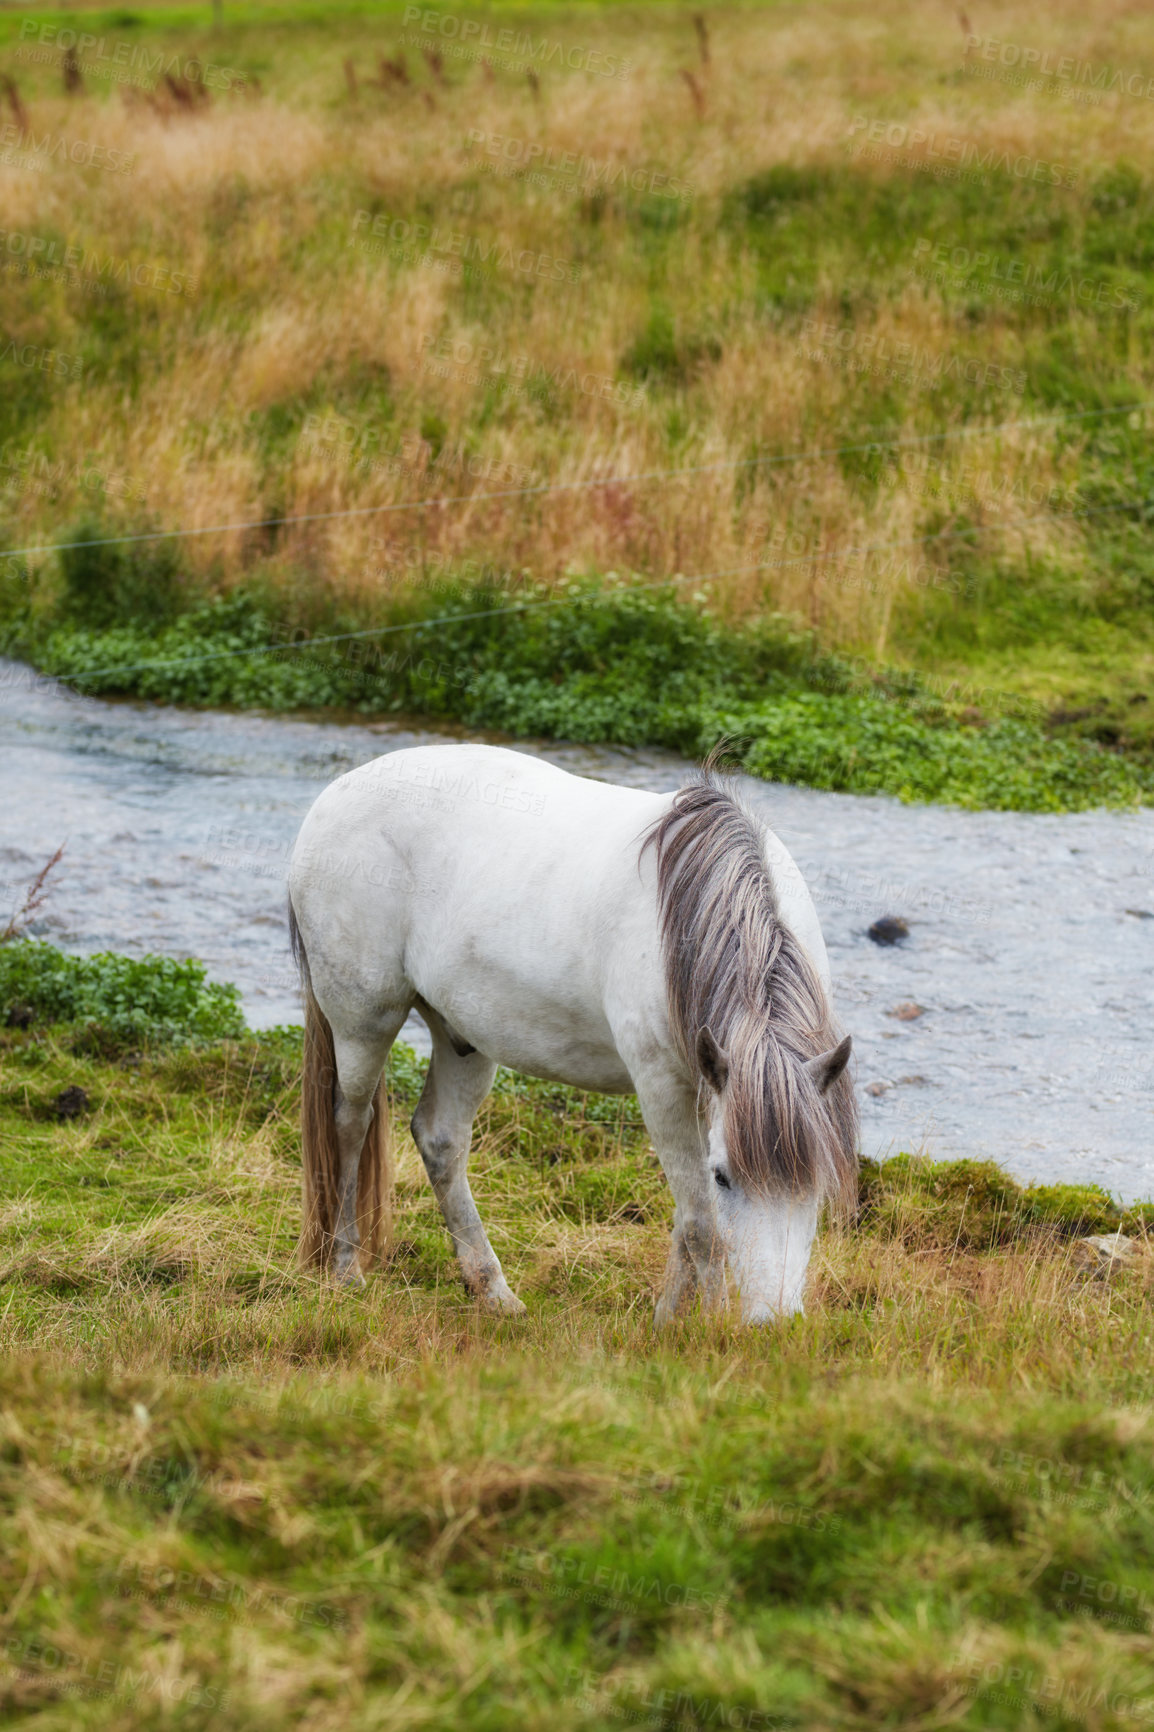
3, 657, 1153, 1200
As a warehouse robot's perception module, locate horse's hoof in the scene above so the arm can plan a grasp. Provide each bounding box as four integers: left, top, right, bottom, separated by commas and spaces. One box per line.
481, 1283, 526, 1316
653, 1287, 691, 1327
335, 1263, 366, 1291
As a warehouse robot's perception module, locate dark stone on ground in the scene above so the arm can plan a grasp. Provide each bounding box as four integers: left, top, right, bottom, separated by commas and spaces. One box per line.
53, 1085, 90, 1120
868, 916, 910, 945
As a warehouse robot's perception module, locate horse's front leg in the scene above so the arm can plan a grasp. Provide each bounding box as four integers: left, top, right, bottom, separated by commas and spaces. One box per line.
655, 1203, 728, 1325
655, 1222, 698, 1327
410, 1017, 525, 1315
633, 1076, 727, 1326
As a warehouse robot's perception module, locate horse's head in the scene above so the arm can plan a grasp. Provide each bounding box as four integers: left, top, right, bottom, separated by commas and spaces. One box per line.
696, 1025, 853, 1323
644, 772, 859, 1326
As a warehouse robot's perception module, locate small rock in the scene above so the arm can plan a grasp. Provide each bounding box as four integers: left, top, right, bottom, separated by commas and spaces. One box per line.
1125, 908, 1154, 921
868, 916, 910, 946
1071, 1233, 1138, 1279
897, 1075, 929, 1086
52, 1085, 90, 1121
865, 1081, 891, 1098
887, 1001, 925, 1021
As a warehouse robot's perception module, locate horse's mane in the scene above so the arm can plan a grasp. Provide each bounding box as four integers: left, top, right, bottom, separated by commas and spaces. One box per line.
642, 772, 858, 1200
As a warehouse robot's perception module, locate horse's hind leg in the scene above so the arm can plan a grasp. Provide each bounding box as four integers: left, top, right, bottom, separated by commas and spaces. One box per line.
330, 1012, 408, 1286
410, 1011, 524, 1315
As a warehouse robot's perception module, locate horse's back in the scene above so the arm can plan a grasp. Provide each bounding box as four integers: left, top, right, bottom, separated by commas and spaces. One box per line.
291, 743, 830, 988
298, 742, 663, 879
289, 744, 832, 1082
289, 746, 668, 1082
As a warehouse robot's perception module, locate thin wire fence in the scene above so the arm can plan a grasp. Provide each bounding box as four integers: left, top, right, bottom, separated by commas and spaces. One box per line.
0, 396, 1145, 562
3, 396, 1148, 688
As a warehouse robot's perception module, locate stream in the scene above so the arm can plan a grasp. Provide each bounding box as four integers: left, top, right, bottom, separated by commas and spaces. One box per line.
3, 656, 1153, 1200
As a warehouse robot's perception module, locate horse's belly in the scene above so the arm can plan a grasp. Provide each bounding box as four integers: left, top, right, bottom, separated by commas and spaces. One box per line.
469, 1026, 636, 1094
416, 951, 638, 1093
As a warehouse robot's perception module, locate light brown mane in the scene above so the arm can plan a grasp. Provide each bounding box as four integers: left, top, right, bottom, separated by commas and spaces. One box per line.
643, 773, 858, 1199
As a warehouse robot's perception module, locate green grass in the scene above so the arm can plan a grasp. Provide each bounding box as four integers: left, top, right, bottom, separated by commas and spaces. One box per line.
2, 952, 1153, 1728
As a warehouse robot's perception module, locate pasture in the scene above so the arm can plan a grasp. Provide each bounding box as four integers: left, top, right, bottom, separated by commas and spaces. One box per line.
3, 0, 1154, 1726
1, 956, 1153, 1728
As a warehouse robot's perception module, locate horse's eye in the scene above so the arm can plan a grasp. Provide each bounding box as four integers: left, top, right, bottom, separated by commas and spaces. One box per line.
714, 1169, 731, 1191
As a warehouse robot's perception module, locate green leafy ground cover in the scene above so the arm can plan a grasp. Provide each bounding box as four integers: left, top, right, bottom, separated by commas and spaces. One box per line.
1, 952, 1152, 1729
0, 940, 246, 1052
6, 580, 1153, 811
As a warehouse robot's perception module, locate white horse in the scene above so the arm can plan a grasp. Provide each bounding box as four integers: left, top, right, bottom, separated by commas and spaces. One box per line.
287, 744, 857, 1324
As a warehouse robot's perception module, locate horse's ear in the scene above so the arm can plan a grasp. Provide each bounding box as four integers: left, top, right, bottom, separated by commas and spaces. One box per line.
696, 1027, 729, 1093
805, 1034, 852, 1095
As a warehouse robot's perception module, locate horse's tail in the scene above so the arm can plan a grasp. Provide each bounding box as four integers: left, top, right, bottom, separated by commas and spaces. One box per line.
291, 900, 391, 1271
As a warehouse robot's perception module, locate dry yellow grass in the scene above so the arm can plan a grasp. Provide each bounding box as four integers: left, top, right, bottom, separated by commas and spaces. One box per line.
2, 0, 1151, 658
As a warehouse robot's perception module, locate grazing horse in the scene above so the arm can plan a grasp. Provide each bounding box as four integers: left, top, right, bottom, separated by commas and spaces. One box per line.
287, 744, 857, 1324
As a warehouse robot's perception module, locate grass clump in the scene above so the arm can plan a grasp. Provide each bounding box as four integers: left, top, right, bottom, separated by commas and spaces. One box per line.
1, 945, 1152, 1727
857, 1152, 1154, 1249
57, 521, 184, 631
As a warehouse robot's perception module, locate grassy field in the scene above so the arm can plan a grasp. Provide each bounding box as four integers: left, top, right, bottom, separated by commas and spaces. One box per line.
2, 0, 1154, 804
2, 946, 1154, 1728
4, 11, 1154, 1717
